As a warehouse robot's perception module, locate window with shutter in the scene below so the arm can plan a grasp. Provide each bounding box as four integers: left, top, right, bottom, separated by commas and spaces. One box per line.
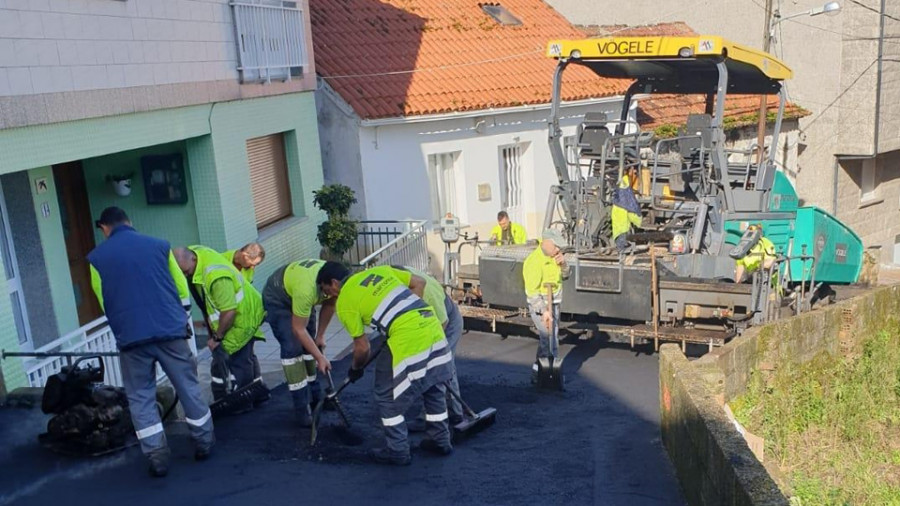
246, 134, 293, 229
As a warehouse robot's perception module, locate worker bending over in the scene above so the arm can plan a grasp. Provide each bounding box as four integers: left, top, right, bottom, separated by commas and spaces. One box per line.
611, 170, 642, 252
262, 259, 333, 427
490, 211, 527, 246
175, 246, 266, 412
734, 225, 777, 283
222, 242, 265, 283
391, 265, 465, 425
89, 207, 213, 477
522, 229, 570, 383
317, 262, 453, 466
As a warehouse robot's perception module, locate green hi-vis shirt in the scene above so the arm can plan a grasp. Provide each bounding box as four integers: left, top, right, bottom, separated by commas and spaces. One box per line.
283, 259, 328, 317
523, 246, 563, 298
190, 246, 265, 355
390, 266, 448, 325
222, 249, 254, 284
336, 265, 443, 368
90, 251, 191, 312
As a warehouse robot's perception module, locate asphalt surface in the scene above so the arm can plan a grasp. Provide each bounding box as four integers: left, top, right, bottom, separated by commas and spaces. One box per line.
0, 330, 685, 506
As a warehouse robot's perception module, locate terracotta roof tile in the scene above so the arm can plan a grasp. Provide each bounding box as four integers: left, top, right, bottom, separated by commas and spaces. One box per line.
638, 94, 810, 130
311, 0, 628, 119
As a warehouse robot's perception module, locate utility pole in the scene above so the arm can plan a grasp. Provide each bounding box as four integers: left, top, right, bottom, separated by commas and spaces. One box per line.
755, 0, 774, 164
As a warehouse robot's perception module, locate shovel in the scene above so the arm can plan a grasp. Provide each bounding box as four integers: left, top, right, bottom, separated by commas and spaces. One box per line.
446, 384, 497, 440
309, 370, 354, 445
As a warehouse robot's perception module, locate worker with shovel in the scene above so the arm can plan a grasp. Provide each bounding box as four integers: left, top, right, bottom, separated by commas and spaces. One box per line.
174, 246, 267, 412
523, 229, 570, 388
390, 265, 465, 427
317, 262, 454, 466
261, 259, 333, 427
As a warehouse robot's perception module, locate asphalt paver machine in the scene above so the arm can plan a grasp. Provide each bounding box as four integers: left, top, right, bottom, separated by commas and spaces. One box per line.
466, 35, 863, 349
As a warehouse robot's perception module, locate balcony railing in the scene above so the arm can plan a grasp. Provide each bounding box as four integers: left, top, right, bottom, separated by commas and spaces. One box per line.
231, 1, 308, 83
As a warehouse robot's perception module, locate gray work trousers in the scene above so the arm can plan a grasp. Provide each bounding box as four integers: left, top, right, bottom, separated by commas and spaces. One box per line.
530, 303, 560, 361
119, 339, 214, 458
374, 345, 451, 457
443, 297, 464, 420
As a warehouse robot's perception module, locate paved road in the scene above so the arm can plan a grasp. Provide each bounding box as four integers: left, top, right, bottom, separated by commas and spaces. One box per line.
0, 330, 684, 506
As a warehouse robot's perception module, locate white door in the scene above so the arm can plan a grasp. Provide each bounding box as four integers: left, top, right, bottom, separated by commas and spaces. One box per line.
0, 182, 32, 351
499, 145, 524, 224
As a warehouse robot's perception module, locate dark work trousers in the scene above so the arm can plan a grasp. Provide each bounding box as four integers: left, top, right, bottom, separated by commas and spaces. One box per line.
119, 339, 214, 459
265, 306, 322, 420
375, 345, 451, 457
530, 303, 560, 362
210, 338, 257, 402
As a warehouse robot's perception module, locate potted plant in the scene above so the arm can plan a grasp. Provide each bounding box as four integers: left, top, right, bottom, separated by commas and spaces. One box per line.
313, 184, 358, 262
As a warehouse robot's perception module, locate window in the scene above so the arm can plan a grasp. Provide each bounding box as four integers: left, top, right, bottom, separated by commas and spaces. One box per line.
860, 159, 878, 203
247, 134, 293, 229
427, 152, 460, 222
480, 4, 522, 26
232, 1, 308, 83
499, 144, 525, 223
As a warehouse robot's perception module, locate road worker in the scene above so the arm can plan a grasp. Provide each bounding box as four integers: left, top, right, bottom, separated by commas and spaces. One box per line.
261, 259, 333, 427
490, 210, 527, 246
222, 242, 265, 283
174, 246, 266, 412
317, 262, 453, 466
88, 207, 213, 478
611, 169, 642, 252
522, 229, 570, 383
391, 265, 465, 426
734, 224, 777, 283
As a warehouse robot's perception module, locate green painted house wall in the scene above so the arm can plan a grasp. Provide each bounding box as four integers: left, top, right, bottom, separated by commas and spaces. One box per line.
0, 92, 325, 391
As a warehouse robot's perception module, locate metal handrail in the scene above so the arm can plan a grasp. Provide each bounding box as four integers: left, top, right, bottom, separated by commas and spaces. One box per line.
353, 220, 429, 270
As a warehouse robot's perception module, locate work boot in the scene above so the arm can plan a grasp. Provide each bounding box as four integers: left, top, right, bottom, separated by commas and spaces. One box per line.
368, 448, 411, 466
419, 439, 453, 456
147, 454, 169, 478
194, 445, 213, 462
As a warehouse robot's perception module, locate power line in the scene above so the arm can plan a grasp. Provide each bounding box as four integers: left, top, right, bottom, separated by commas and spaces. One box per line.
798, 58, 878, 134
320, 0, 715, 81
847, 0, 900, 23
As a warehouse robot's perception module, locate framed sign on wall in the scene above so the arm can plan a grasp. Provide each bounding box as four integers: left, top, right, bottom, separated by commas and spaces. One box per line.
141, 154, 188, 205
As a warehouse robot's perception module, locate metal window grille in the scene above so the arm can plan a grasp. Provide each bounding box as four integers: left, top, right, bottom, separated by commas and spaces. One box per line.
500, 145, 524, 223
231, 0, 308, 83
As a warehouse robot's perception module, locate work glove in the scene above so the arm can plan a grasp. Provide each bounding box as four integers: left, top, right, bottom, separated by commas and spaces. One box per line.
347, 367, 365, 384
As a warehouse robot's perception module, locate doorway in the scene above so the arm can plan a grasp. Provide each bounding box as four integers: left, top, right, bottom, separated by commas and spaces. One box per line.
53, 162, 102, 326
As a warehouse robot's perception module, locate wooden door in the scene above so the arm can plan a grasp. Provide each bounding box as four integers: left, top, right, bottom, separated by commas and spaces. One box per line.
53, 162, 102, 325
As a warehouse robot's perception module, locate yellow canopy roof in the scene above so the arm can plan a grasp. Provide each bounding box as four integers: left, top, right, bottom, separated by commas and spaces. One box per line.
547, 35, 791, 94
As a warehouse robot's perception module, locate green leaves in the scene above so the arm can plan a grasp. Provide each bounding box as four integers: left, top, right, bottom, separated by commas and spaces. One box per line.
313, 184, 359, 259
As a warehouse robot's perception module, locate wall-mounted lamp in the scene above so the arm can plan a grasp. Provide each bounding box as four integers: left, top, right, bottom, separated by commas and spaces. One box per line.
106, 173, 134, 197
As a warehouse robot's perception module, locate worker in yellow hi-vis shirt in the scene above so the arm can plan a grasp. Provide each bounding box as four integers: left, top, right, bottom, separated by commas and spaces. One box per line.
490, 211, 527, 246
523, 229, 570, 386
317, 262, 453, 466
262, 259, 333, 427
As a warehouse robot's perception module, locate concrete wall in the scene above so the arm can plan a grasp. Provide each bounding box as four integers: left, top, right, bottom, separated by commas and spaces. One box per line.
834, 150, 900, 263
661, 285, 900, 504
1, 171, 58, 349
0, 0, 317, 130
355, 99, 624, 274
315, 81, 366, 218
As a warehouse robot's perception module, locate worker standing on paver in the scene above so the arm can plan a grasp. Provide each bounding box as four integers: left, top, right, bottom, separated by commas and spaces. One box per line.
391, 265, 465, 426
174, 246, 266, 411
88, 207, 214, 478
490, 211, 527, 246
522, 229, 570, 384
222, 242, 265, 283
261, 259, 333, 427
734, 224, 777, 283
317, 262, 453, 465
611, 169, 642, 253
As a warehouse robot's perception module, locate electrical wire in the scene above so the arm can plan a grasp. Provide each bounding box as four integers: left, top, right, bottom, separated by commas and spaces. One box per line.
320, 0, 715, 81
